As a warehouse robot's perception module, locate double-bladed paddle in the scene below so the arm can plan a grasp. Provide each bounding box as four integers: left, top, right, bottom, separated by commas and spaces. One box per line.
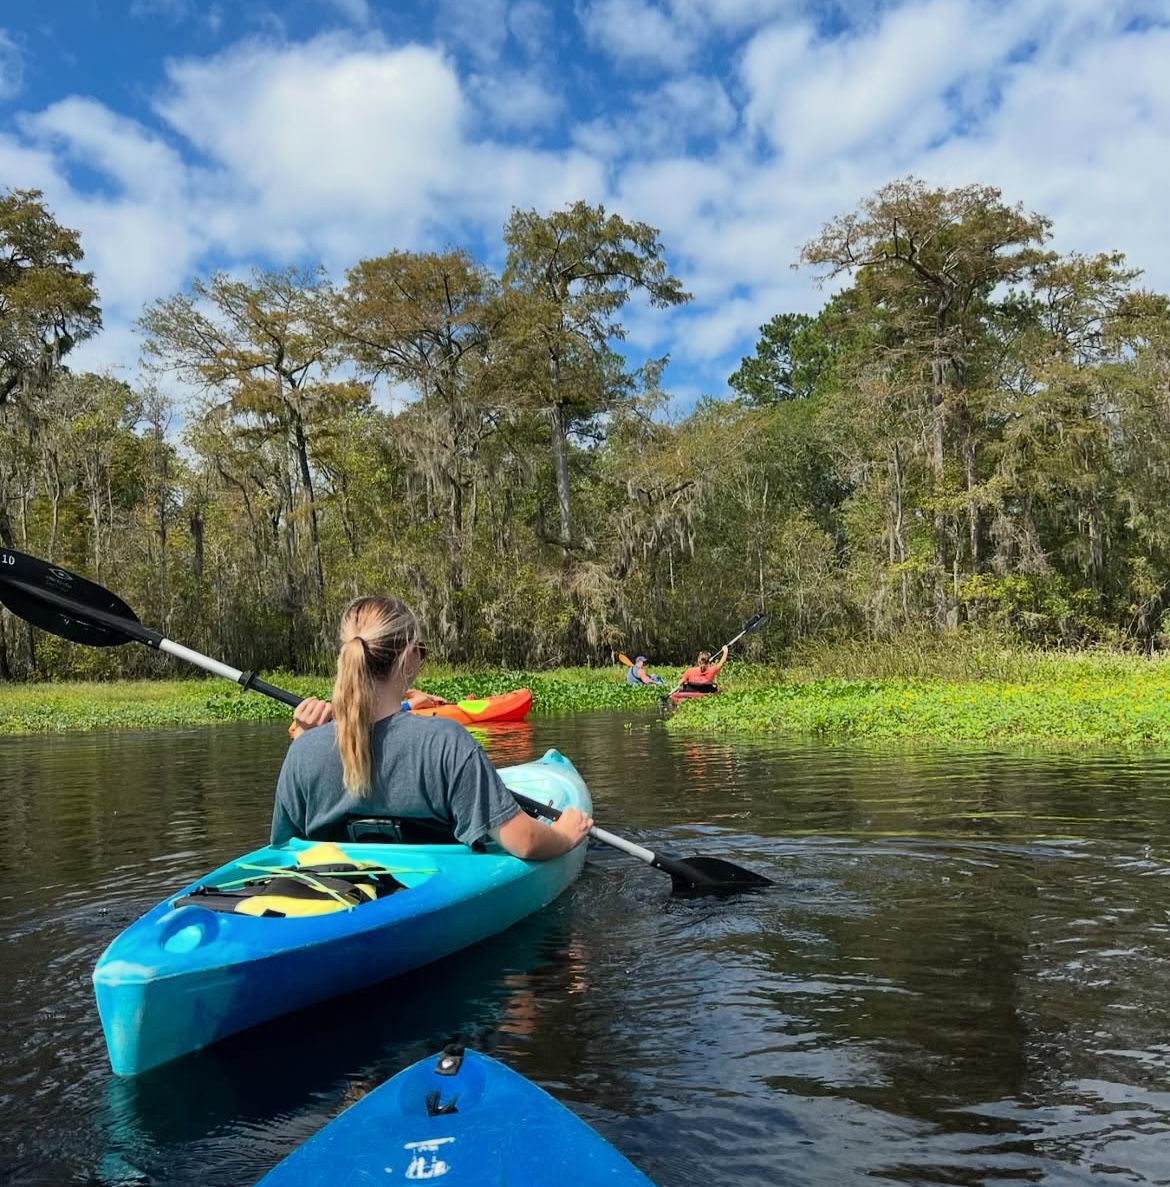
662, 611, 769, 707
0, 547, 772, 895
0, 548, 302, 705
510, 790, 770, 894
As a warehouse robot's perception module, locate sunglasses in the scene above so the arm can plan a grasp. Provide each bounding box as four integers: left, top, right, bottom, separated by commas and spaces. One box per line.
415, 641, 428, 661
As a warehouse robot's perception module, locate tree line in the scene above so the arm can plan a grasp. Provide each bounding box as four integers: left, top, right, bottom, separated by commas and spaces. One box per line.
1, 177, 1168, 681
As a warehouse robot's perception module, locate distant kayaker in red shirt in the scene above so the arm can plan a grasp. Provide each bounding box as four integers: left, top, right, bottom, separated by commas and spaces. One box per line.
678, 647, 727, 693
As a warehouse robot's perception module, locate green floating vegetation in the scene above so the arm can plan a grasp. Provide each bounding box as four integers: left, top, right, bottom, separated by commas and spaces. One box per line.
0, 667, 662, 734
665, 661, 1170, 745
9, 648, 1170, 745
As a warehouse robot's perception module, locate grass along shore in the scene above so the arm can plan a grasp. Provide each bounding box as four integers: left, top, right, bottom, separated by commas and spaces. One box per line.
0, 666, 659, 734
3, 639, 1170, 744
666, 637, 1170, 744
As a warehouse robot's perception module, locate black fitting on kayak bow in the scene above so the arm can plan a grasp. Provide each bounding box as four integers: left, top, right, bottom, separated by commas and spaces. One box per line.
436, 1042, 465, 1076
427, 1043, 465, 1114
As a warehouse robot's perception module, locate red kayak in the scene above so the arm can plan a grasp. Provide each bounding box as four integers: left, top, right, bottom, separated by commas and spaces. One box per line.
411, 687, 534, 726
668, 688, 719, 706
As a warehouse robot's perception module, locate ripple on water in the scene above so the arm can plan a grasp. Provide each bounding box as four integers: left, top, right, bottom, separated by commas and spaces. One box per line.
2, 721, 1170, 1185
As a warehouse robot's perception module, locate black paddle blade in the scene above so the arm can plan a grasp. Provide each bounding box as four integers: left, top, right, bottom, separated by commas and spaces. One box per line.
652, 852, 774, 896
742, 612, 768, 634
0, 549, 141, 646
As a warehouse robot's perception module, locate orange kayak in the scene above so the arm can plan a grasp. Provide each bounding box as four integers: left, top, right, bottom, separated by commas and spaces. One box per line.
411, 687, 534, 725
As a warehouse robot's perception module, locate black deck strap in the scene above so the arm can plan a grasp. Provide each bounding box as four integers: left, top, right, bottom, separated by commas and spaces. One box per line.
173, 886, 276, 914
175, 875, 365, 911
294, 862, 407, 897
172, 867, 405, 915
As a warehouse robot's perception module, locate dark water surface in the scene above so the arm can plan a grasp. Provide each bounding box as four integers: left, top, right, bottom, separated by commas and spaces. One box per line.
1, 713, 1168, 1186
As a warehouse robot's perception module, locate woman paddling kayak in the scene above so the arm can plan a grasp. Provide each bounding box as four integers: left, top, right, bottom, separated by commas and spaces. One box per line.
677, 646, 728, 694
274, 595, 592, 859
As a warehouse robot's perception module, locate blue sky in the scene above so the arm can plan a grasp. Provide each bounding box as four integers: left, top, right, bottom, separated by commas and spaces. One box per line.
2, 0, 1168, 407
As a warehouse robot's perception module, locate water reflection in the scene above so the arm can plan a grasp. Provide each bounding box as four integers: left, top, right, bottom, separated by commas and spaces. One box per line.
1, 718, 1169, 1186
465, 720, 535, 767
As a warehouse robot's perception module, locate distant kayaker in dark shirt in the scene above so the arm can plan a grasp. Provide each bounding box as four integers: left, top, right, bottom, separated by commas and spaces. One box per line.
273, 595, 592, 858
626, 655, 666, 686
678, 647, 727, 693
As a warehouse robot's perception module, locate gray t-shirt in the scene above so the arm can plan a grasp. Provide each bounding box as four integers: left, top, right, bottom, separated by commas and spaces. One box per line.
271, 712, 521, 848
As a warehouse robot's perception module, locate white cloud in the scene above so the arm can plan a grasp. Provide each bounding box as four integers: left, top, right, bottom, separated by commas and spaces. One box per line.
577, 74, 737, 157
457, 141, 608, 241
67, 318, 147, 383
615, 155, 735, 276
674, 0, 796, 27
588, 0, 1170, 393
24, 98, 189, 205
468, 69, 564, 131
70, 199, 204, 319
436, 0, 510, 65
923, 20, 1170, 284
17, 99, 209, 317
673, 294, 773, 359
0, 29, 23, 98
741, 0, 1026, 167
155, 36, 467, 249
2, 0, 1168, 406
579, 0, 695, 69
148, 34, 608, 262
0, 132, 59, 193
5, 32, 610, 378
508, 1, 556, 60
577, 0, 801, 69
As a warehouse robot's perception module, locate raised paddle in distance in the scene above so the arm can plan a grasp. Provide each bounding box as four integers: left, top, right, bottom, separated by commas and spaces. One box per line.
0, 547, 772, 895
662, 611, 769, 706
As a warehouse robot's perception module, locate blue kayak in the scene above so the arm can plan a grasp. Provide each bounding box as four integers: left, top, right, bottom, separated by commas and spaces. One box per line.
253, 1046, 656, 1186
93, 750, 591, 1076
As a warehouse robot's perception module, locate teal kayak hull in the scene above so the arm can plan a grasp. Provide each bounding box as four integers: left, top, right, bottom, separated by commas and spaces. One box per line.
253, 1046, 656, 1185
93, 749, 591, 1076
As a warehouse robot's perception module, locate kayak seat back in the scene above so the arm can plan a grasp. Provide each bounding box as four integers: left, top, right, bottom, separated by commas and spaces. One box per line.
345, 815, 474, 847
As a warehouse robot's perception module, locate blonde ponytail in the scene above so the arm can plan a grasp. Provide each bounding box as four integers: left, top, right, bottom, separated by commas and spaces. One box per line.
332, 595, 421, 794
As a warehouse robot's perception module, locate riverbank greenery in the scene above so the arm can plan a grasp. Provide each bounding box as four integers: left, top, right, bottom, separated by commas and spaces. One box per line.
4, 180, 1170, 686
0, 668, 664, 734
664, 643, 1170, 744
6, 642, 1170, 745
